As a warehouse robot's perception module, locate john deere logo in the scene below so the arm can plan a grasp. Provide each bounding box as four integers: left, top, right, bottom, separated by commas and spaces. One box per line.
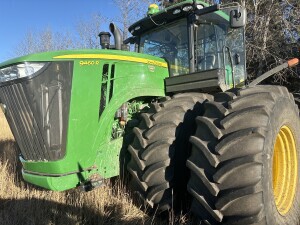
148, 65, 155, 72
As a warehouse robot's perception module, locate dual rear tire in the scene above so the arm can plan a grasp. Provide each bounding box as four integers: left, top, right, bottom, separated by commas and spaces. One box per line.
127, 93, 212, 211
187, 86, 300, 225
126, 86, 300, 225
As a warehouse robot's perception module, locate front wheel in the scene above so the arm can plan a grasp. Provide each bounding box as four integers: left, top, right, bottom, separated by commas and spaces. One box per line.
187, 85, 300, 225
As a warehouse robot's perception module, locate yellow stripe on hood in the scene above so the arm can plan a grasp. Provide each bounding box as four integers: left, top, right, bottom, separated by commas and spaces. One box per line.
54, 54, 168, 68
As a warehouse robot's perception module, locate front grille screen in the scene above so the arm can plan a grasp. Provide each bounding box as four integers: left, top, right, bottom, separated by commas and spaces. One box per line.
0, 62, 73, 161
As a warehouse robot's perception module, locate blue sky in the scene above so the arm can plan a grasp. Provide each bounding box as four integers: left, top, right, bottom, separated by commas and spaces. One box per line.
0, 0, 119, 62
0, 1, 224, 62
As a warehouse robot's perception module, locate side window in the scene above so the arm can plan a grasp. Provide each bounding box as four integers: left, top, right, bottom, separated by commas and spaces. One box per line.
196, 24, 220, 72
226, 28, 246, 85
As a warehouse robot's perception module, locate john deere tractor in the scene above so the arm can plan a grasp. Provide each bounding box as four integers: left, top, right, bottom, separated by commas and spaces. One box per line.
0, 1, 299, 224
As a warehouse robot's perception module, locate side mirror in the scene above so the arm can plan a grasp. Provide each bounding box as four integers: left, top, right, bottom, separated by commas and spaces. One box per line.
230, 7, 247, 28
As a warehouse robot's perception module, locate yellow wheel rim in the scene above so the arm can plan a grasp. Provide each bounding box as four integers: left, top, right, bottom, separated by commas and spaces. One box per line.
272, 126, 298, 215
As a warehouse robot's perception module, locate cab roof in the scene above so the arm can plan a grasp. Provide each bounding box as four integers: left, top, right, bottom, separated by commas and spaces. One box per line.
129, 0, 210, 36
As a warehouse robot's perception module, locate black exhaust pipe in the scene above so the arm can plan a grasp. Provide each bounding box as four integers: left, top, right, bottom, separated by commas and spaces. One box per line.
109, 23, 122, 50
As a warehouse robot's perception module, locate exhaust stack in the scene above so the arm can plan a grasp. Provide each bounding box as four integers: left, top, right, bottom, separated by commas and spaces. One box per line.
109, 23, 123, 50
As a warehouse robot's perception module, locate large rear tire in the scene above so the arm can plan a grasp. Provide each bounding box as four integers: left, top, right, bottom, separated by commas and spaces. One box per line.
127, 93, 212, 212
187, 85, 300, 225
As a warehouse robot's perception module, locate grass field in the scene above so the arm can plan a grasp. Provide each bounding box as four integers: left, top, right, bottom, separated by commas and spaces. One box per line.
0, 110, 181, 225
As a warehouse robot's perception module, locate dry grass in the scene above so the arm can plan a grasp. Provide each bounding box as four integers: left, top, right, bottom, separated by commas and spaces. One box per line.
0, 110, 177, 225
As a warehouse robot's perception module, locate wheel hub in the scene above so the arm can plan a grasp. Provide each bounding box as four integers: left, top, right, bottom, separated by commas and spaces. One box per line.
272, 125, 298, 215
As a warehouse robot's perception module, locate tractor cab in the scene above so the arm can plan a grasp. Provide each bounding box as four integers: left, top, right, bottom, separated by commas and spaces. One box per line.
128, 0, 247, 92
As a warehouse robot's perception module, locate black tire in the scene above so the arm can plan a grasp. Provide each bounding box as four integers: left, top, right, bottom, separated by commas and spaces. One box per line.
119, 118, 139, 180
127, 93, 212, 212
187, 85, 300, 225
293, 93, 300, 108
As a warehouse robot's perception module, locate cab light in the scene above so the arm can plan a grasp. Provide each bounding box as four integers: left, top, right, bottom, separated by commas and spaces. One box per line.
173, 9, 181, 15
183, 5, 193, 12
197, 4, 204, 9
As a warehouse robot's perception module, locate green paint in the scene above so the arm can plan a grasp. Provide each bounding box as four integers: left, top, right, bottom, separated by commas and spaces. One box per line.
96, 138, 123, 179
147, 4, 159, 15
225, 65, 233, 88
22, 168, 98, 191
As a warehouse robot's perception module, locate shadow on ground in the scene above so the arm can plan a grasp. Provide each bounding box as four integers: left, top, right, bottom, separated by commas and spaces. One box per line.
0, 140, 170, 225
0, 197, 163, 225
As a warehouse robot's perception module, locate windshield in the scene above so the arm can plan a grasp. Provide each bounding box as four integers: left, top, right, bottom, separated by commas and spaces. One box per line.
138, 10, 246, 86
139, 19, 189, 76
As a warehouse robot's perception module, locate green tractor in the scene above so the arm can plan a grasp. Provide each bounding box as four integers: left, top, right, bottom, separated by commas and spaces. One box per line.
0, 1, 299, 224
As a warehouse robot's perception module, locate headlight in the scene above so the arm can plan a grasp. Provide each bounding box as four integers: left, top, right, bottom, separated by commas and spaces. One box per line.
183, 5, 193, 12
0, 62, 46, 82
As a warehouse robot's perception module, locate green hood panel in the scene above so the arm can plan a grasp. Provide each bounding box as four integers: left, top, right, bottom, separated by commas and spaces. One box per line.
9, 50, 169, 178
0, 49, 168, 68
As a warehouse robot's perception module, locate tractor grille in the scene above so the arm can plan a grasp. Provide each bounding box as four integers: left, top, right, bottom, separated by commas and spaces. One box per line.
0, 84, 48, 160
0, 62, 73, 161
